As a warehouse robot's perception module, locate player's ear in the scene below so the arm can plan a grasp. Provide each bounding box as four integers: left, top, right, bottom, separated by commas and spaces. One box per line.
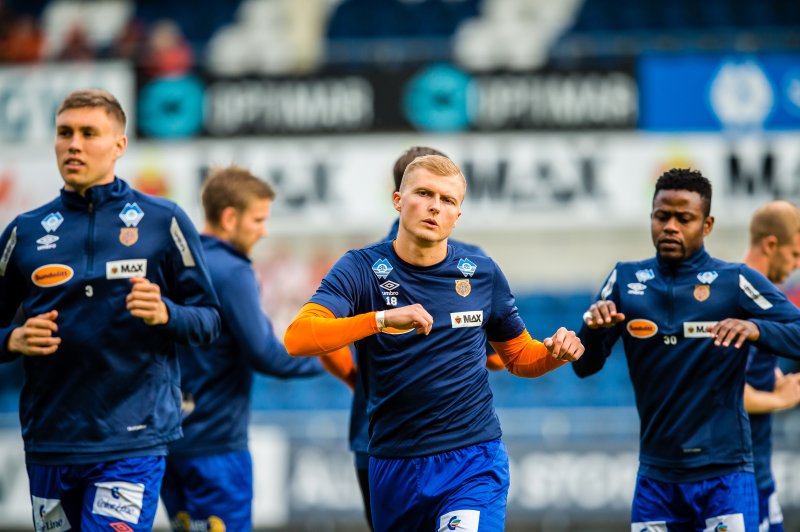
219, 206, 238, 233
703, 215, 714, 236
761, 235, 778, 256
392, 191, 401, 213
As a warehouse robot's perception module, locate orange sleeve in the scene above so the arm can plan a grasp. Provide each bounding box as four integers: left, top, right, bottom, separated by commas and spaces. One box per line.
321, 346, 357, 391
485, 352, 505, 372
490, 329, 566, 378
284, 302, 378, 356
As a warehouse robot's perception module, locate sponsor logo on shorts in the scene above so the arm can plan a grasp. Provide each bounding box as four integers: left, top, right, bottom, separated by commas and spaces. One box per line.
92, 481, 144, 524
626, 319, 658, 338
32, 496, 71, 531
109, 523, 134, 532
106, 259, 147, 279
451, 311, 483, 328
439, 509, 479, 531
32, 264, 73, 287
36, 235, 59, 250
683, 321, 717, 338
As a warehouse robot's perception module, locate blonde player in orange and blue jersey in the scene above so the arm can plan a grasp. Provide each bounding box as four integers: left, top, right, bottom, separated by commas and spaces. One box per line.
285, 155, 583, 531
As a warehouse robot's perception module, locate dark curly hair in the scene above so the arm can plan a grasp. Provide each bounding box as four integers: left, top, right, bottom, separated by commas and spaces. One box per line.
654, 168, 712, 217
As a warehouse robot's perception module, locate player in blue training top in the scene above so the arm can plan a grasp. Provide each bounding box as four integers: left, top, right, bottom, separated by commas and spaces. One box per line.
285, 154, 584, 532
574, 168, 800, 531
741, 200, 800, 532
0, 89, 221, 530
159, 166, 328, 531
320, 146, 505, 531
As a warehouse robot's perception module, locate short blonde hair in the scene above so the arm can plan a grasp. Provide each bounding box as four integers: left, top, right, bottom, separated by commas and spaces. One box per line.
400, 154, 466, 193
750, 200, 800, 246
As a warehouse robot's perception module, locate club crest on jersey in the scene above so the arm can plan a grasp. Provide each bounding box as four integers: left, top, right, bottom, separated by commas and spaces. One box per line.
457, 258, 477, 277
119, 203, 145, 227
41, 212, 64, 233
36, 235, 59, 251
635, 269, 655, 283
119, 227, 139, 246
697, 271, 718, 284
627, 282, 647, 295
693, 284, 710, 302
455, 279, 471, 297
372, 258, 393, 279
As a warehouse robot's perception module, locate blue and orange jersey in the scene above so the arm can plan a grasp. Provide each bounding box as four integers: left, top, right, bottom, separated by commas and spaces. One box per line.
285, 239, 563, 458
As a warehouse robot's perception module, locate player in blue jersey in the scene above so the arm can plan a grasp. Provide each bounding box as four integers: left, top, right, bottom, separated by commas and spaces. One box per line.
159, 166, 328, 531
285, 154, 584, 532
321, 146, 505, 530
575, 169, 800, 531
742, 201, 800, 532
0, 89, 221, 531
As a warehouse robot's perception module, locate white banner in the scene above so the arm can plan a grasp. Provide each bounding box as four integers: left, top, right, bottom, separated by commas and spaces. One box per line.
2, 132, 798, 234
0, 62, 135, 144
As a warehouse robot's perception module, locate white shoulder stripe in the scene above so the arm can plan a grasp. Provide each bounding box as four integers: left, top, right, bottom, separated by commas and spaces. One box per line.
739, 274, 773, 310
600, 269, 617, 300
0, 226, 17, 276
170, 217, 196, 267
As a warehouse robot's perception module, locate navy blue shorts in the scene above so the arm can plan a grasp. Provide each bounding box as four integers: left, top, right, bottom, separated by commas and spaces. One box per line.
369, 438, 509, 532
631, 471, 758, 531
756, 481, 783, 532
160, 450, 253, 532
26, 456, 165, 531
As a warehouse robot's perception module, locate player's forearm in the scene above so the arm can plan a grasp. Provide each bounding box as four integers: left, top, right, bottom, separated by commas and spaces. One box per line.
160, 298, 221, 346
285, 303, 378, 356
744, 383, 793, 414
321, 346, 357, 390
490, 330, 566, 378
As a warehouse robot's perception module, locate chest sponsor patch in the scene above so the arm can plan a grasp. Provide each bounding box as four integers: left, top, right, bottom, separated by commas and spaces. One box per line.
451, 310, 483, 328
32, 264, 73, 287
32, 496, 71, 531
91, 481, 144, 524
106, 259, 147, 279
683, 321, 717, 338
626, 319, 658, 338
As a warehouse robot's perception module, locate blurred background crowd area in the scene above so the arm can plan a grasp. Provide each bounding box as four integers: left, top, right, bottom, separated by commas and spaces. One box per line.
0, 1, 799, 529
0, 0, 798, 72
